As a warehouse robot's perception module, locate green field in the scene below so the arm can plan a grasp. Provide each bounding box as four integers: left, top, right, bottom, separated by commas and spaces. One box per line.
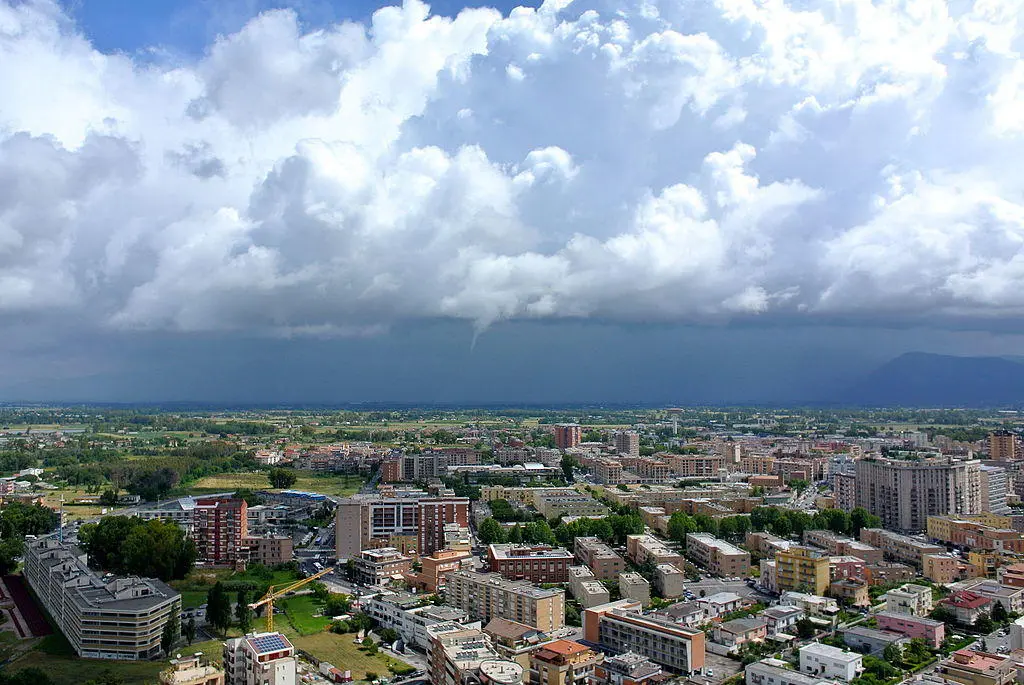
279, 594, 333, 635
289, 631, 414, 681
188, 470, 364, 497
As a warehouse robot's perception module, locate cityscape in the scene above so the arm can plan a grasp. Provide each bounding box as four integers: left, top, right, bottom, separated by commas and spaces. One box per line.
4, 407, 1024, 685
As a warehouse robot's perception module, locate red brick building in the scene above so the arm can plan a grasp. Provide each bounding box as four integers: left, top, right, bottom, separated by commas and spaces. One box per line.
487, 544, 573, 583
554, 424, 582, 450
418, 498, 470, 557
194, 497, 248, 567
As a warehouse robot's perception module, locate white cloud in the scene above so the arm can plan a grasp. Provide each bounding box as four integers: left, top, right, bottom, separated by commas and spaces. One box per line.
0, 0, 1022, 336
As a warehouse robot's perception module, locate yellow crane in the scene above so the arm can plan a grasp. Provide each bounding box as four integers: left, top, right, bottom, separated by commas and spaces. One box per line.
248, 566, 335, 633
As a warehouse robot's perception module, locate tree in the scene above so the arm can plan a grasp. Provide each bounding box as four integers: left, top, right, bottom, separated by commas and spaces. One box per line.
269, 469, 297, 489
184, 616, 196, 645
0, 538, 23, 575
478, 518, 507, 545
0, 501, 59, 538
883, 642, 904, 669
851, 507, 881, 535
236, 588, 253, 633
79, 516, 195, 581
0, 667, 55, 685
207, 582, 232, 635
975, 612, 994, 634
83, 671, 125, 685
796, 617, 816, 639
561, 454, 578, 483
668, 512, 698, 544
507, 524, 523, 543
99, 489, 118, 506
378, 628, 399, 644
162, 617, 179, 656
566, 603, 581, 626
364, 673, 379, 683
992, 601, 1009, 624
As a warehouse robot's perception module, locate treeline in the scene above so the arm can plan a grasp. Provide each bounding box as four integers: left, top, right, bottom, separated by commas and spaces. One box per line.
664, 506, 883, 546
0, 502, 60, 574
478, 509, 646, 548
78, 516, 196, 581
91, 416, 276, 435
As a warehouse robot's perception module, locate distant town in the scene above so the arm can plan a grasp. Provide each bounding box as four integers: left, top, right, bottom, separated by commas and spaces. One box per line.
3, 407, 1024, 685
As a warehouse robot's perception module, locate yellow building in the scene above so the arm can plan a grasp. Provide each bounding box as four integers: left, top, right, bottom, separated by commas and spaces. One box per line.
776, 545, 830, 596
529, 640, 602, 685
968, 550, 1024, 578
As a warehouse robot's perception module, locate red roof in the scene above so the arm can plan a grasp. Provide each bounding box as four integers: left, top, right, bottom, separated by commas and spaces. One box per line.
942, 591, 990, 609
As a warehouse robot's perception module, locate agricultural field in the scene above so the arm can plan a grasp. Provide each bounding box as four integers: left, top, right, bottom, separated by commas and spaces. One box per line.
187, 470, 364, 497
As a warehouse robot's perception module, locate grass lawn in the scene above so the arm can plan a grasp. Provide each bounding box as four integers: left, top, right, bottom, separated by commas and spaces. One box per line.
289, 631, 415, 681
169, 566, 302, 605
179, 590, 208, 609
279, 594, 333, 636
187, 471, 365, 497
38, 489, 128, 522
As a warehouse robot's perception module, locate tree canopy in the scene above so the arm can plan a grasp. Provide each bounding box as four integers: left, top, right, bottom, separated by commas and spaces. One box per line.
78, 516, 196, 581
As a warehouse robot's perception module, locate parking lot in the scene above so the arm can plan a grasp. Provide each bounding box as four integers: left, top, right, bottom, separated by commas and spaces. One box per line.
691, 651, 744, 685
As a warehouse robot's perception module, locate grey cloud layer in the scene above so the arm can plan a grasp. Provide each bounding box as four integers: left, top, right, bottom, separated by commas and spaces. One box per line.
0, 0, 1022, 335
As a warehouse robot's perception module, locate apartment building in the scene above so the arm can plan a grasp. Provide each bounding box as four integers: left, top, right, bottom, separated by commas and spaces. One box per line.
626, 535, 685, 569
487, 544, 573, 584
829, 580, 869, 607
747, 659, 841, 685
571, 575, 611, 608
833, 473, 856, 512
223, 632, 296, 685
241, 535, 293, 568
655, 564, 686, 599
922, 553, 973, 584
741, 455, 776, 475
990, 431, 1020, 462
364, 591, 473, 649
803, 530, 882, 564
615, 432, 640, 458
955, 578, 1024, 613
875, 612, 945, 649
746, 532, 794, 557
593, 458, 625, 485
685, 533, 750, 577
194, 498, 248, 567
23, 534, 181, 661
713, 617, 767, 649
159, 654, 224, 685
485, 618, 554, 671
619, 573, 651, 606
407, 548, 473, 593
353, 547, 413, 587
481, 486, 580, 507
529, 640, 602, 685
936, 649, 1017, 685
534, 494, 609, 520
634, 456, 672, 482
335, 492, 469, 559
980, 466, 1012, 515
445, 571, 565, 632
884, 583, 933, 616
555, 425, 583, 450
854, 457, 982, 532
859, 528, 944, 568
799, 644, 863, 683
762, 606, 804, 636
596, 652, 662, 685
582, 600, 705, 675
427, 623, 525, 685
666, 453, 725, 479
776, 546, 830, 596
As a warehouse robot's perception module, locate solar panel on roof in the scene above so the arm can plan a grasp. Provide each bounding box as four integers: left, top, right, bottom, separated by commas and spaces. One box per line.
249, 634, 289, 653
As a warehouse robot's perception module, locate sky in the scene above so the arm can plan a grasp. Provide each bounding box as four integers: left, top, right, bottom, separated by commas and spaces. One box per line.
1, 0, 1023, 404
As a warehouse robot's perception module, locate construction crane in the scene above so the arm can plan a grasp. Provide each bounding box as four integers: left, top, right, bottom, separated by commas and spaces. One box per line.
248, 566, 335, 633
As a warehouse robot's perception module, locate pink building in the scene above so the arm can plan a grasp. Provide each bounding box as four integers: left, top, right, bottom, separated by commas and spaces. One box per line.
829, 556, 866, 581
876, 612, 946, 649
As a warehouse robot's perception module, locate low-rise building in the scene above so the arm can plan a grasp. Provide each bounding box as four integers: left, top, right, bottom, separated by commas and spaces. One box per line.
619, 573, 651, 607
686, 533, 751, 578
953, 578, 1024, 613
776, 546, 830, 596
938, 591, 992, 625
529, 640, 603, 685
746, 658, 841, 685
698, 591, 744, 618
408, 548, 474, 593
484, 618, 552, 671
655, 564, 686, 599
353, 547, 413, 587
884, 583, 934, 617
746, 532, 794, 557
159, 654, 225, 685
626, 535, 685, 569
223, 632, 296, 685
859, 529, 944, 568
713, 617, 767, 650
534, 494, 609, 520
829, 579, 869, 607
923, 553, 974, 584
426, 623, 524, 685
780, 592, 839, 619
762, 605, 803, 636
241, 535, 293, 568
799, 643, 863, 683
862, 562, 916, 586
652, 601, 706, 629
594, 652, 662, 685
803, 531, 882, 564
840, 627, 908, 655
364, 591, 474, 649
487, 544, 573, 584
569, 567, 611, 609
875, 612, 945, 649
935, 649, 1017, 685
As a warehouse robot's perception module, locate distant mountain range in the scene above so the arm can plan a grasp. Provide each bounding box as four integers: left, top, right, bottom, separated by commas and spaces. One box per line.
838, 352, 1024, 407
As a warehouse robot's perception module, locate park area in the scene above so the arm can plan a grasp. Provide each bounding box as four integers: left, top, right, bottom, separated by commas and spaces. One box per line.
187, 470, 364, 497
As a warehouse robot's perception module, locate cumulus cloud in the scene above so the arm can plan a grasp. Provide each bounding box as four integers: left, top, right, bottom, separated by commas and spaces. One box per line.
0, 0, 1023, 337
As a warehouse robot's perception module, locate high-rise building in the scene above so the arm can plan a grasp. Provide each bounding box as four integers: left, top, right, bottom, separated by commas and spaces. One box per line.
833, 473, 856, 513
554, 424, 582, 450
335, 492, 469, 559
23, 534, 181, 661
980, 466, 1012, 515
223, 632, 296, 685
854, 457, 981, 532
990, 431, 1020, 461
614, 432, 640, 458
194, 497, 248, 567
